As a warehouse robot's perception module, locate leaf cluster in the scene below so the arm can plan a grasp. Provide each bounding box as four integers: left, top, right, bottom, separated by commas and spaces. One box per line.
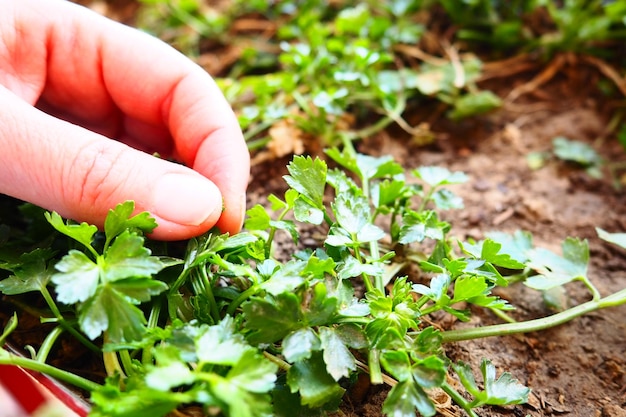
4, 149, 626, 417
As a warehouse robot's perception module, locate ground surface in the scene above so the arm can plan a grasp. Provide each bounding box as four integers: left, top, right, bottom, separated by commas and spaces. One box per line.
7, 2, 626, 416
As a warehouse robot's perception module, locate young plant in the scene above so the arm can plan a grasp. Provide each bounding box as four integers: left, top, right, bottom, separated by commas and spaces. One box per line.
1, 149, 626, 417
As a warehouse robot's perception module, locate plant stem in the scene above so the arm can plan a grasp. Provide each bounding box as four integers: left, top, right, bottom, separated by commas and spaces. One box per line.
368, 348, 383, 385
226, 285, 263, 316
142, 301, 162, 365
169, 267, 192, 296
39, 287, 100, 353
196, 266, 220, 323
119, 350, 135, 377
262, 351, 291, 371
440, 289, 626, 343
103, 333, 125, 379
0, 313, 17, 347
266, 206, 290, 259
441, 382, 478, 417
0, 351, 101, 392
489, 308, 517, 324
36, 326, 64, 363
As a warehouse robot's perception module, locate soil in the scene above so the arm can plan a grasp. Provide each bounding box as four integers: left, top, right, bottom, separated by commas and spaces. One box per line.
5, 2, 626, 417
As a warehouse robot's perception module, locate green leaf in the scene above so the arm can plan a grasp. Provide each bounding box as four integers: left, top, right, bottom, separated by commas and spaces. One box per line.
399, 210, 448, 244
337, 255, 383, 280
453, 361, 480, 398
284, 156, 327, 207
355, 153, 404, 181
0, 250, 52, 294
244, 204, 271, 230
294, 198, 325, 225
431, 189, 464, 210
305, 283, 339, 327
260, 259, 306, 296
145, 361, 194, 392
283, 328, 321, 363
372, 178, 414, 209
479, 239, 526, 269
326, 149, 403, 182
525, 237, 589, 290
103, 231, 164, 282
382, 380, 436, 417
90, 375, 185, 417
52, 250, 100, 304
597, 227, 626, 250
448, 90, 502, 120
381, 350, 412, 382
319, 326, 356, 380
412, 274, 450, 304
214, 232, 259, 251
451, 276, 512, 310
45, 211, 98, 250
112, 278, 168, 303
454, 359, 530, 407
331, 194, 370, 235
243, 292, 304, 345
80, 285, 147, 342
413, 166, 468, 187
286, 352, 345, 408
412, 356, 446, 389
104, 201, 157, 241
553, 136, 603, 167
485, 230, 533, 264
227, 352, 278, 394
481, 359, 530, 405
195, 317, 251, 366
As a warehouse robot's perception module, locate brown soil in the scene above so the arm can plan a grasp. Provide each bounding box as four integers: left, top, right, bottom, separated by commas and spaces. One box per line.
6, 2, 626, 417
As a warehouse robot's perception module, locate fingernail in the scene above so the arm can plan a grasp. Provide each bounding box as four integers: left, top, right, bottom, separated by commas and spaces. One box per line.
152, 173, 222, 226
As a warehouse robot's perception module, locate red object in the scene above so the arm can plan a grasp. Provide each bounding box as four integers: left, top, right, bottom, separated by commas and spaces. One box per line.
0, 364, 90, 416
0, 365, 46, 413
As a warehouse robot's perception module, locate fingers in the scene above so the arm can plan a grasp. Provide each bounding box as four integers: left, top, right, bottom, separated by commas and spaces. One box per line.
0, 86, 223, 240
2, 0, 250, 236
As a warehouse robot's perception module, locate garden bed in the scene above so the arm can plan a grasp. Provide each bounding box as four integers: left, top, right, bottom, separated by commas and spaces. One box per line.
3, 1, 626, 416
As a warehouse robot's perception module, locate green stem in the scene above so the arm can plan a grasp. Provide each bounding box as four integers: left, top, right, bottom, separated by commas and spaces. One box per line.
0, 313, 17, 347
40, 286, 63, 319
199, 266, 220, 323
489, 308, 517, 324
262, 351, 291, 372
441, 382, 479, 417
36, 326, 64, 363
344, 116, 394, 141
103, 333, 125, 379
440, 289, 626, 343
352, 244, 375, 293
266, 206, 291, 258
368, 348, 383, 385
0, 351, 101, 392
169, 267, 192, 296
226, 285, 263, 316
119, 350, 135, 377
580, 276, 601, 301
418, 186, 435, 212
40, 287, 100, 353
142, 301, 162, 366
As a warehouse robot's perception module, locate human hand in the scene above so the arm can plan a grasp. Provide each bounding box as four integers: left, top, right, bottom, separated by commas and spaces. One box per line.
0, 0, 250, 240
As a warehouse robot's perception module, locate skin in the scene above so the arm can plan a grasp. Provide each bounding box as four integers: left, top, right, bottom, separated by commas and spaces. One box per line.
0, 0, 250, 240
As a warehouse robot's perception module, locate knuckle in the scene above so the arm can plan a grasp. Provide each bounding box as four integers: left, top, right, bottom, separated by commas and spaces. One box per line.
64, 141, 127, 209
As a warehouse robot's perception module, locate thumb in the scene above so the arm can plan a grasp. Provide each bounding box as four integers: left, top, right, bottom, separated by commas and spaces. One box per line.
0, 88, 223, 240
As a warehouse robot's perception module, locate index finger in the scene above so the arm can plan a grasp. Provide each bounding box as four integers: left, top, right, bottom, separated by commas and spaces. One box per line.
9, 0, 250, 233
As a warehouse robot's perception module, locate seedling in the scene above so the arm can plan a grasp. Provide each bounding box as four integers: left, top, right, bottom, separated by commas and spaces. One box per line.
2, 147, 626, 417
